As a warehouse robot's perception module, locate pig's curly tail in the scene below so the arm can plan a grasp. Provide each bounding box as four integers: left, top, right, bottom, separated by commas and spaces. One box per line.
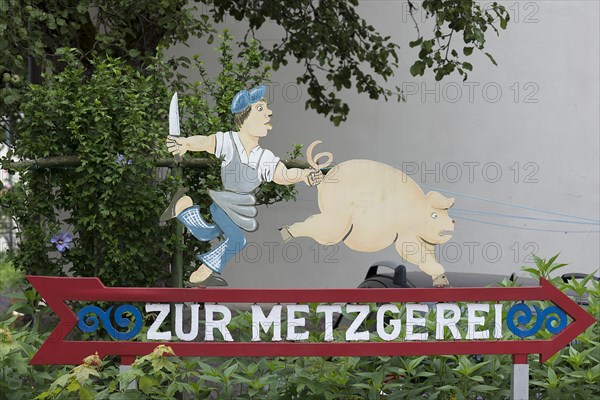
306, 140, 333, 169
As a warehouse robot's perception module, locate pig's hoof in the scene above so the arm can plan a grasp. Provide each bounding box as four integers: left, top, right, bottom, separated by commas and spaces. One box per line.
432, 274, 449, 287
278, 226, 293, 243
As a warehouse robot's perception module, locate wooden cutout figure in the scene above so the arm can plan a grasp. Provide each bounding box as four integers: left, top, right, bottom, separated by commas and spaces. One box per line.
281, 159, 455, 287
162, 86, 324, 286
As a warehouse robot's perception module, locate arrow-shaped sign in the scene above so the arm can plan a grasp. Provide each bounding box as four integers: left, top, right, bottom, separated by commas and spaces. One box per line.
27, 276, 596, 365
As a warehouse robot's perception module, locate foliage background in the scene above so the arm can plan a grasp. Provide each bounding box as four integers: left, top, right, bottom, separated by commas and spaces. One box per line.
1, 32, 300, 287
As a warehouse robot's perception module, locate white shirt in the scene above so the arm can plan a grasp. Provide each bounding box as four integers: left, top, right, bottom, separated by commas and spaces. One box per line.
214, 131, 280, 183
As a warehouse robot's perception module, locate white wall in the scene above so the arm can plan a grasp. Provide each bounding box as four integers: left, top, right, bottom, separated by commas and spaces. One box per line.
167, 0, 599, 287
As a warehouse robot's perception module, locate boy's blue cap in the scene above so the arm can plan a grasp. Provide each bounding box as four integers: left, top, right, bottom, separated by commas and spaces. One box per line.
231, 85, 266, 114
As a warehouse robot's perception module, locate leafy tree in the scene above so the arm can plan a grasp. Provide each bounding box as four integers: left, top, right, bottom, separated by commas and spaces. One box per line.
1, 0, 510, 126
212, 0, 509, 123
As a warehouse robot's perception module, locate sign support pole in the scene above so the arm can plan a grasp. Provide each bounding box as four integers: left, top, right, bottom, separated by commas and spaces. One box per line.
119, 356, 137, 390
511, 354, 529, 400
172, 166, 184, 289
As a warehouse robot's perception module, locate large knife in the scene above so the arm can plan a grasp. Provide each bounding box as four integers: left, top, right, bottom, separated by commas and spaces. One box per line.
169, 92, 182, 163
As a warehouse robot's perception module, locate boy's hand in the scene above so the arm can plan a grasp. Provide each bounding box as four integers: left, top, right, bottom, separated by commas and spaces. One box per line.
303, 169, 323, 187
167, 136, 187, 157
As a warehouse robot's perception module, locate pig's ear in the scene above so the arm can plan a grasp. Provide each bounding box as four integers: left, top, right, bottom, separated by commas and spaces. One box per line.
426, 191, 454, 209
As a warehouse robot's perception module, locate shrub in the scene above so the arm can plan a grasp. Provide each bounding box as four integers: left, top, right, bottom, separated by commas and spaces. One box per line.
0, 316, 69, 400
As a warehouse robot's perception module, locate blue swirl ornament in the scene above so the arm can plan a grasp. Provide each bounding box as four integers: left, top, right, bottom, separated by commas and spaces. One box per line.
77, 304, 143, 340
506, 303, 568, 338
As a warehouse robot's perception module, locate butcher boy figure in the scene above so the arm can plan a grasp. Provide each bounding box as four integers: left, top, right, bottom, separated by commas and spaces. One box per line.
161, 86, 323, 286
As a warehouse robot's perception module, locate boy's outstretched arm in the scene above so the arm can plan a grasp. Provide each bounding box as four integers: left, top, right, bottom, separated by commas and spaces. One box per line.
167, 134, 217, 156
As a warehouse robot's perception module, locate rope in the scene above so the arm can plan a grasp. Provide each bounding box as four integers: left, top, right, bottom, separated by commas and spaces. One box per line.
452, 215, 600, 234
450, 208, 600, 226
421, 185, 599, 223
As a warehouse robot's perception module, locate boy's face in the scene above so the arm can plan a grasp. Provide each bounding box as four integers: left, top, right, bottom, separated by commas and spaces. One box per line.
242, 100, 272, 138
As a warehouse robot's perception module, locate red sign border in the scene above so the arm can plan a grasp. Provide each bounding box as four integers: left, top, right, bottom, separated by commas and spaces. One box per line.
27, 276, 597, 365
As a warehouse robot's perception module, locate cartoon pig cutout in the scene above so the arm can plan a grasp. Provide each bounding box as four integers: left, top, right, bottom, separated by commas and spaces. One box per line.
283, 157, 455, 287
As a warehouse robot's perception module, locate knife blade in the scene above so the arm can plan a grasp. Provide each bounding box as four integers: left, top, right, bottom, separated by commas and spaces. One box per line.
169, 92, 182, 163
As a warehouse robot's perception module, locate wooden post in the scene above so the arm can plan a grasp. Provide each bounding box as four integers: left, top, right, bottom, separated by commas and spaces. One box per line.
172, 165, 184, 289
170, 166, 184, 331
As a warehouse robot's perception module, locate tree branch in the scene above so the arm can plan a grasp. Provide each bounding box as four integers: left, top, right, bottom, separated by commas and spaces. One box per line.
2, 156, 311, 170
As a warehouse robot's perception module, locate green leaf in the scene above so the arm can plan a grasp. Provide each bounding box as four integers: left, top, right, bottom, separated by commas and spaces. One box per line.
471, 385, 499, 393
547, 253, 560, 267
53, 373, 72, 388
437, 384, 460, 392
108, 392, 146, 400
138, 375, 158, 394
547, 366, 558, 384
352, 383, 373, 389
223, 363, 238, 378
409, 37, 423, 47
66, 380, 81, 392
463, 47, 474, 56
410, 60, 426, 77
79, 387, 95, 400
201, 375, 225, 384
485, 52, 498, 66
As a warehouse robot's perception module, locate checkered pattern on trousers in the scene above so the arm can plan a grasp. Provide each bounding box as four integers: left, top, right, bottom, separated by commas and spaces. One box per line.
199, 238, 229, 272
180, 204, 247, 273
179, 206, 214, 229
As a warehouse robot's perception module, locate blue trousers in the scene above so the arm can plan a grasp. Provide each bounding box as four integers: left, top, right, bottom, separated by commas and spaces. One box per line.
177, 203, 247, 273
